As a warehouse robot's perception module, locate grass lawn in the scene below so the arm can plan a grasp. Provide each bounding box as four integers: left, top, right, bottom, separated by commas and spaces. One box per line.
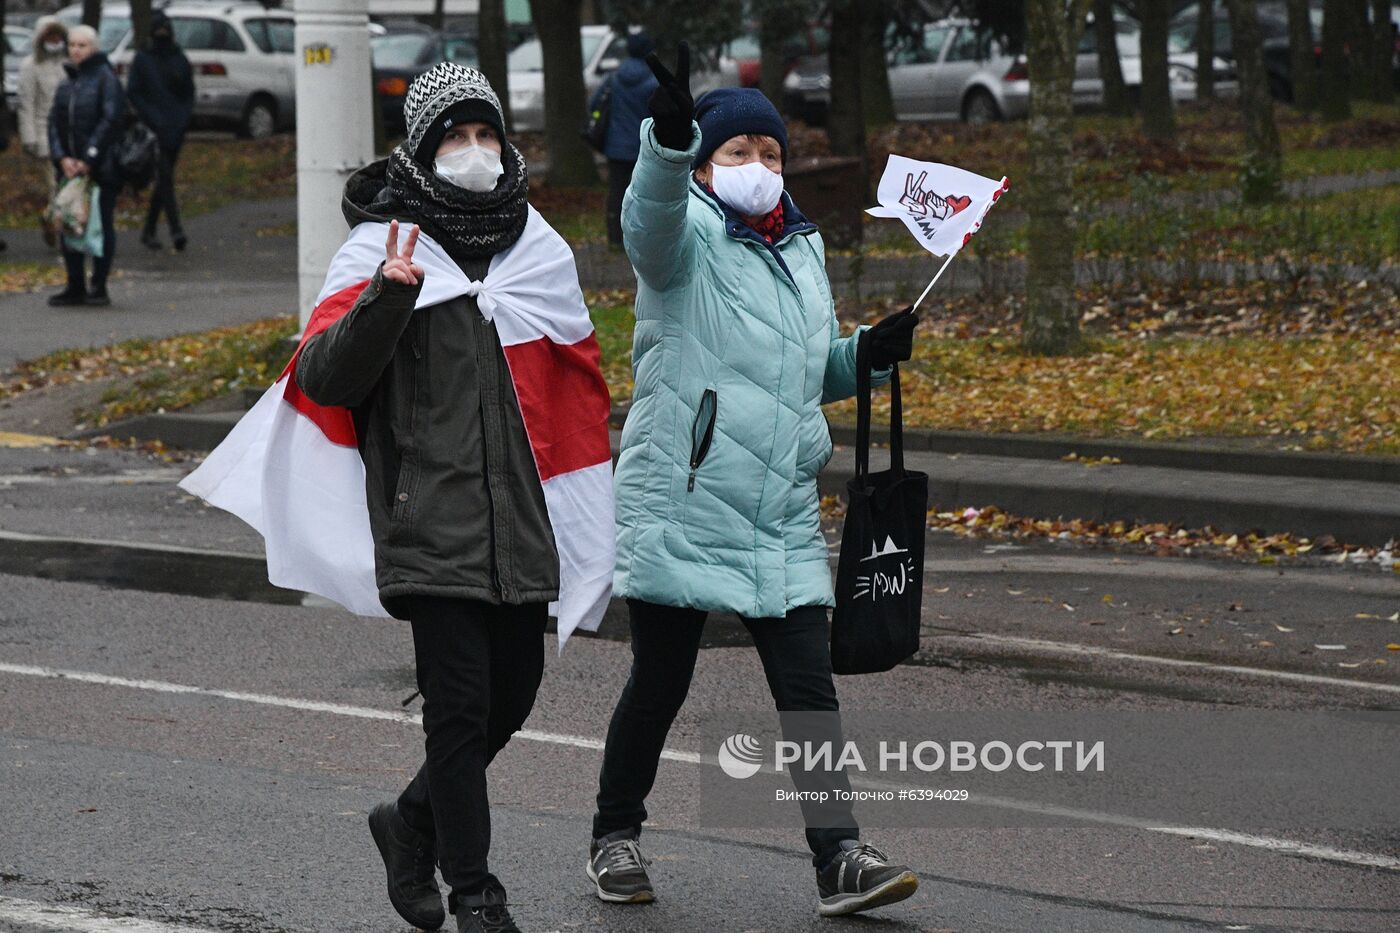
0, 260, 67, 293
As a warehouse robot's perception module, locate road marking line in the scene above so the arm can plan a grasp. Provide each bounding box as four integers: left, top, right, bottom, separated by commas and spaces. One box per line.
936, 633, 1400, 696
0, 895, 218, 932
0, 529, 256, 561
0, 661, 1391, 871
0, 470, 181, 486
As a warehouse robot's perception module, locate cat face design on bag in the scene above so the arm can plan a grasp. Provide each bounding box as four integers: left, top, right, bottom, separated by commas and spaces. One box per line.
854, 535, 917, 602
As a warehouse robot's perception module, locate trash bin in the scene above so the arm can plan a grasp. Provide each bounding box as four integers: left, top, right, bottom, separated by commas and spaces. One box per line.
783, 155, 864, 249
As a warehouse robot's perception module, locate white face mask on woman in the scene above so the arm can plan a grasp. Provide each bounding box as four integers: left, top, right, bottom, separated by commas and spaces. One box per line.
709, 160, 784, 217
434, 145, 503, 192
44, 40, 66, 54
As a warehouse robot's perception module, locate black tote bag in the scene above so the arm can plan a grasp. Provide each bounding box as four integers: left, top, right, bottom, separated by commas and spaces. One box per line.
830, 332, 929, 675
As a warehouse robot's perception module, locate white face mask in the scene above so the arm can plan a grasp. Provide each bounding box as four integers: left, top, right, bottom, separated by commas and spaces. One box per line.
44, 40, 66, 54
710, 160, 784, 217
434, 144, 503, 192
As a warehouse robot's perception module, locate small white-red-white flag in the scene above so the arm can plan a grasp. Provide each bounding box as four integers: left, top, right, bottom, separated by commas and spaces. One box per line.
867, 155, 1009, 258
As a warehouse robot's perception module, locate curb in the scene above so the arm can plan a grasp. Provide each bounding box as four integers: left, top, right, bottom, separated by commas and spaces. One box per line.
88, 410, 1400, 546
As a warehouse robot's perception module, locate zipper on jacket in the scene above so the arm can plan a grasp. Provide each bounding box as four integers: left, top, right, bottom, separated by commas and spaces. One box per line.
688, 389, 717, 492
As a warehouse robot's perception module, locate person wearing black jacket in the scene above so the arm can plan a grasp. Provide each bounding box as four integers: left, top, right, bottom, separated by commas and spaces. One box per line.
127, 11, 193, 251
46, 24, 124, 306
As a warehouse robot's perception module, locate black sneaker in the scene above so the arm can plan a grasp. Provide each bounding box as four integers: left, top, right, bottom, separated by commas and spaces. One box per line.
173, 233, 188, 252
141, 232, 162, 250
815, 840, 918, 917
84, 289, 111, 307
586, 833, 654, 904
455, 886, 521, 933
368, 801, 445, 931
47, 288, 86, 306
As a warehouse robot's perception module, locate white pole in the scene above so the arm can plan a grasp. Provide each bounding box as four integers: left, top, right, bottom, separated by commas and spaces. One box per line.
294, 0, 375, 328
911, 251, 956, 313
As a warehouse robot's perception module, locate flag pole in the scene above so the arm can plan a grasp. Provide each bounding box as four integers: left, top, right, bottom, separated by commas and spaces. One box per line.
911, 251, 956, 313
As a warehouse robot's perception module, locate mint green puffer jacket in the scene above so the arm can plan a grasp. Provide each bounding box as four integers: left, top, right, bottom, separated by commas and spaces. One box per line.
612, 119, 878, 619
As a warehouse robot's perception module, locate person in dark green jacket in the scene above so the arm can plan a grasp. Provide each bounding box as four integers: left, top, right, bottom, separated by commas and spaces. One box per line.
586, 44, 923, 919
296, 64, 553, 933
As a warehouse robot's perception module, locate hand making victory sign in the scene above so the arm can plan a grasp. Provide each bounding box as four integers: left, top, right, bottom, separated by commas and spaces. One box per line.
644, 41, 694, 151
383, 219, 424, 286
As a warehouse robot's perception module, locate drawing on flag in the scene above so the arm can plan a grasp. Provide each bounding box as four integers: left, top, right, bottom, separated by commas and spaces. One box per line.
180, 207, 615, 649
867, 154, 1009, 258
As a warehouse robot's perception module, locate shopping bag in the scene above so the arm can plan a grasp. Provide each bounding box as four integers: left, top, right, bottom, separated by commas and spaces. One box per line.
830, 332, 929, 675
44, 176, 91, 241
63, 186, 104, 257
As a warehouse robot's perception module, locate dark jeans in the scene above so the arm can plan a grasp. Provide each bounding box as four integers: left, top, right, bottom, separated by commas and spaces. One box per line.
143, 142, 183, 239
395, 597, 548, 906
593, 599, 859, 868
605, 159, 634, 247
62, 179, 119, 293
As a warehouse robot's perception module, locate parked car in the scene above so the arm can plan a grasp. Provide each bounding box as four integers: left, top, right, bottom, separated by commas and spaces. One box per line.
54, 4, 131, 53
56, 1, 296, 137
1169, 1, 1292, 99
4, 24, 29, 115
787, 16, 1229, 126
507, 24, 732, 132
372, 26, 479, 130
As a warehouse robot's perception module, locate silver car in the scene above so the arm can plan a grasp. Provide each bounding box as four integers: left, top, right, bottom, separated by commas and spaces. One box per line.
57, 1, 296, 138
4, 25, 30, 115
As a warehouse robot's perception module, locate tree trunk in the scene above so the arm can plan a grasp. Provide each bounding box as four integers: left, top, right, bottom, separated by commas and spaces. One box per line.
81, 0, 102, 30
478, 0, 511, 129
759, 17, 787, 107
130, 0, 152, 52
1286, 0, 1318, 109
1198, 0, 1216, 99
1372, 0, 1395, 104
860, 0, 896, 127
1093, 0, 1131, 115
1225, 0, 1282, 203
827, 0, 865, 160
1347, 0, 1374, 99
431, 0, 446, 32
1138, 0, 1176, 141
1023, 0, 1094, 356
1320, 0, 1352, 120
0, 0, 7, 147
529, 0, 599, 187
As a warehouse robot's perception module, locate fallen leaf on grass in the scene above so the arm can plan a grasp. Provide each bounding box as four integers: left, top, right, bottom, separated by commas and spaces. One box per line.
1274, 624, 1294, 632
1315, 644, 1348, 650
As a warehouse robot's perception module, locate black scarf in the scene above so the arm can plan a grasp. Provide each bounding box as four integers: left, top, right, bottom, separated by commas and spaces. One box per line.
369, 142, 529, 262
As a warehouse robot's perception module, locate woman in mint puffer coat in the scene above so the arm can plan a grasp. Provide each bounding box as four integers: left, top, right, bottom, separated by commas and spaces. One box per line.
587, 44, 924, 920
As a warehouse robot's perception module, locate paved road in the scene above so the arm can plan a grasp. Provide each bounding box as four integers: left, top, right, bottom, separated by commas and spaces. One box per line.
1, 443, 1398, 931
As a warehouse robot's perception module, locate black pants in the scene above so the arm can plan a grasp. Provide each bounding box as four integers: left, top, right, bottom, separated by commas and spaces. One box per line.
143, 142, 183, 239
62, 180, 119, 293
593, 599, 859, 868
605, 159, 634, 247
395, 597, 548, 906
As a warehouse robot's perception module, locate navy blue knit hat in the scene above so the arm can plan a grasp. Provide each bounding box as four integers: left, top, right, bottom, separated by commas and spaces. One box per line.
693, 88, 788, 168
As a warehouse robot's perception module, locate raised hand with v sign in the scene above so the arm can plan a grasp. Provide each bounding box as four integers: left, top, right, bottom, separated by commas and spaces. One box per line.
644, 41, 694, 151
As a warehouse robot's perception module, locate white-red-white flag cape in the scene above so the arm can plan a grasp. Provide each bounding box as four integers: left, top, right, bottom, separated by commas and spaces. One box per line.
180, 207, 615, 648
867, 155, 1009, 257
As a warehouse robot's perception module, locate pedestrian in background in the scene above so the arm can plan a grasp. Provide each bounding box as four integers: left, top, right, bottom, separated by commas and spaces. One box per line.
18, 15, 69, 238
588, 32, 657, 247
46, 24, 124, 307
587, 44, 922, 919
127, 10, 193, 251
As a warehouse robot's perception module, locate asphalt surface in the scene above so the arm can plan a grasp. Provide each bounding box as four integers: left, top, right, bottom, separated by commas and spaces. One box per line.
1, 443, 1398, 932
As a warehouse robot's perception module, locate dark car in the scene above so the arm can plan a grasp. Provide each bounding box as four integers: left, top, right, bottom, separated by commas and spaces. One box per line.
372, 27, 479, 130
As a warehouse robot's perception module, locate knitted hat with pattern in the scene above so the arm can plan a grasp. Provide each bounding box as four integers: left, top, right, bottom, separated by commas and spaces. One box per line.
403, 62, 506, 164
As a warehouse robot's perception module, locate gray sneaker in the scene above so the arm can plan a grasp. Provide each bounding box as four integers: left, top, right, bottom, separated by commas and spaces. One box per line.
815, 840, 918, 917
586, 834, 655, 904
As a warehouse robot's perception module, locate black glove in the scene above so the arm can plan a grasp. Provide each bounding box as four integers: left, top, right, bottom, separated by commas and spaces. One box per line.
867, 306, 919, 370
645, 42, 694, 151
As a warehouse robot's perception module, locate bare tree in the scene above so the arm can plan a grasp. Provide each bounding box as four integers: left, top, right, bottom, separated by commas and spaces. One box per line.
827, 0, 866, 162
478, 0, 511, 129
82, 0, 102, 29
1285, 0, 1318, 109
1197, 0, 1216, 99
1371, 0, 1395, 104
1137, 0, 1176, 141
1319, 0, 1352, 120
861, 0, 896, 127
1023, 0, 1095, 355
1347, 0, 1374, 98
1225, 0, 1282, 203
1092, 0, 1131, 115
530, 0, 599, 186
